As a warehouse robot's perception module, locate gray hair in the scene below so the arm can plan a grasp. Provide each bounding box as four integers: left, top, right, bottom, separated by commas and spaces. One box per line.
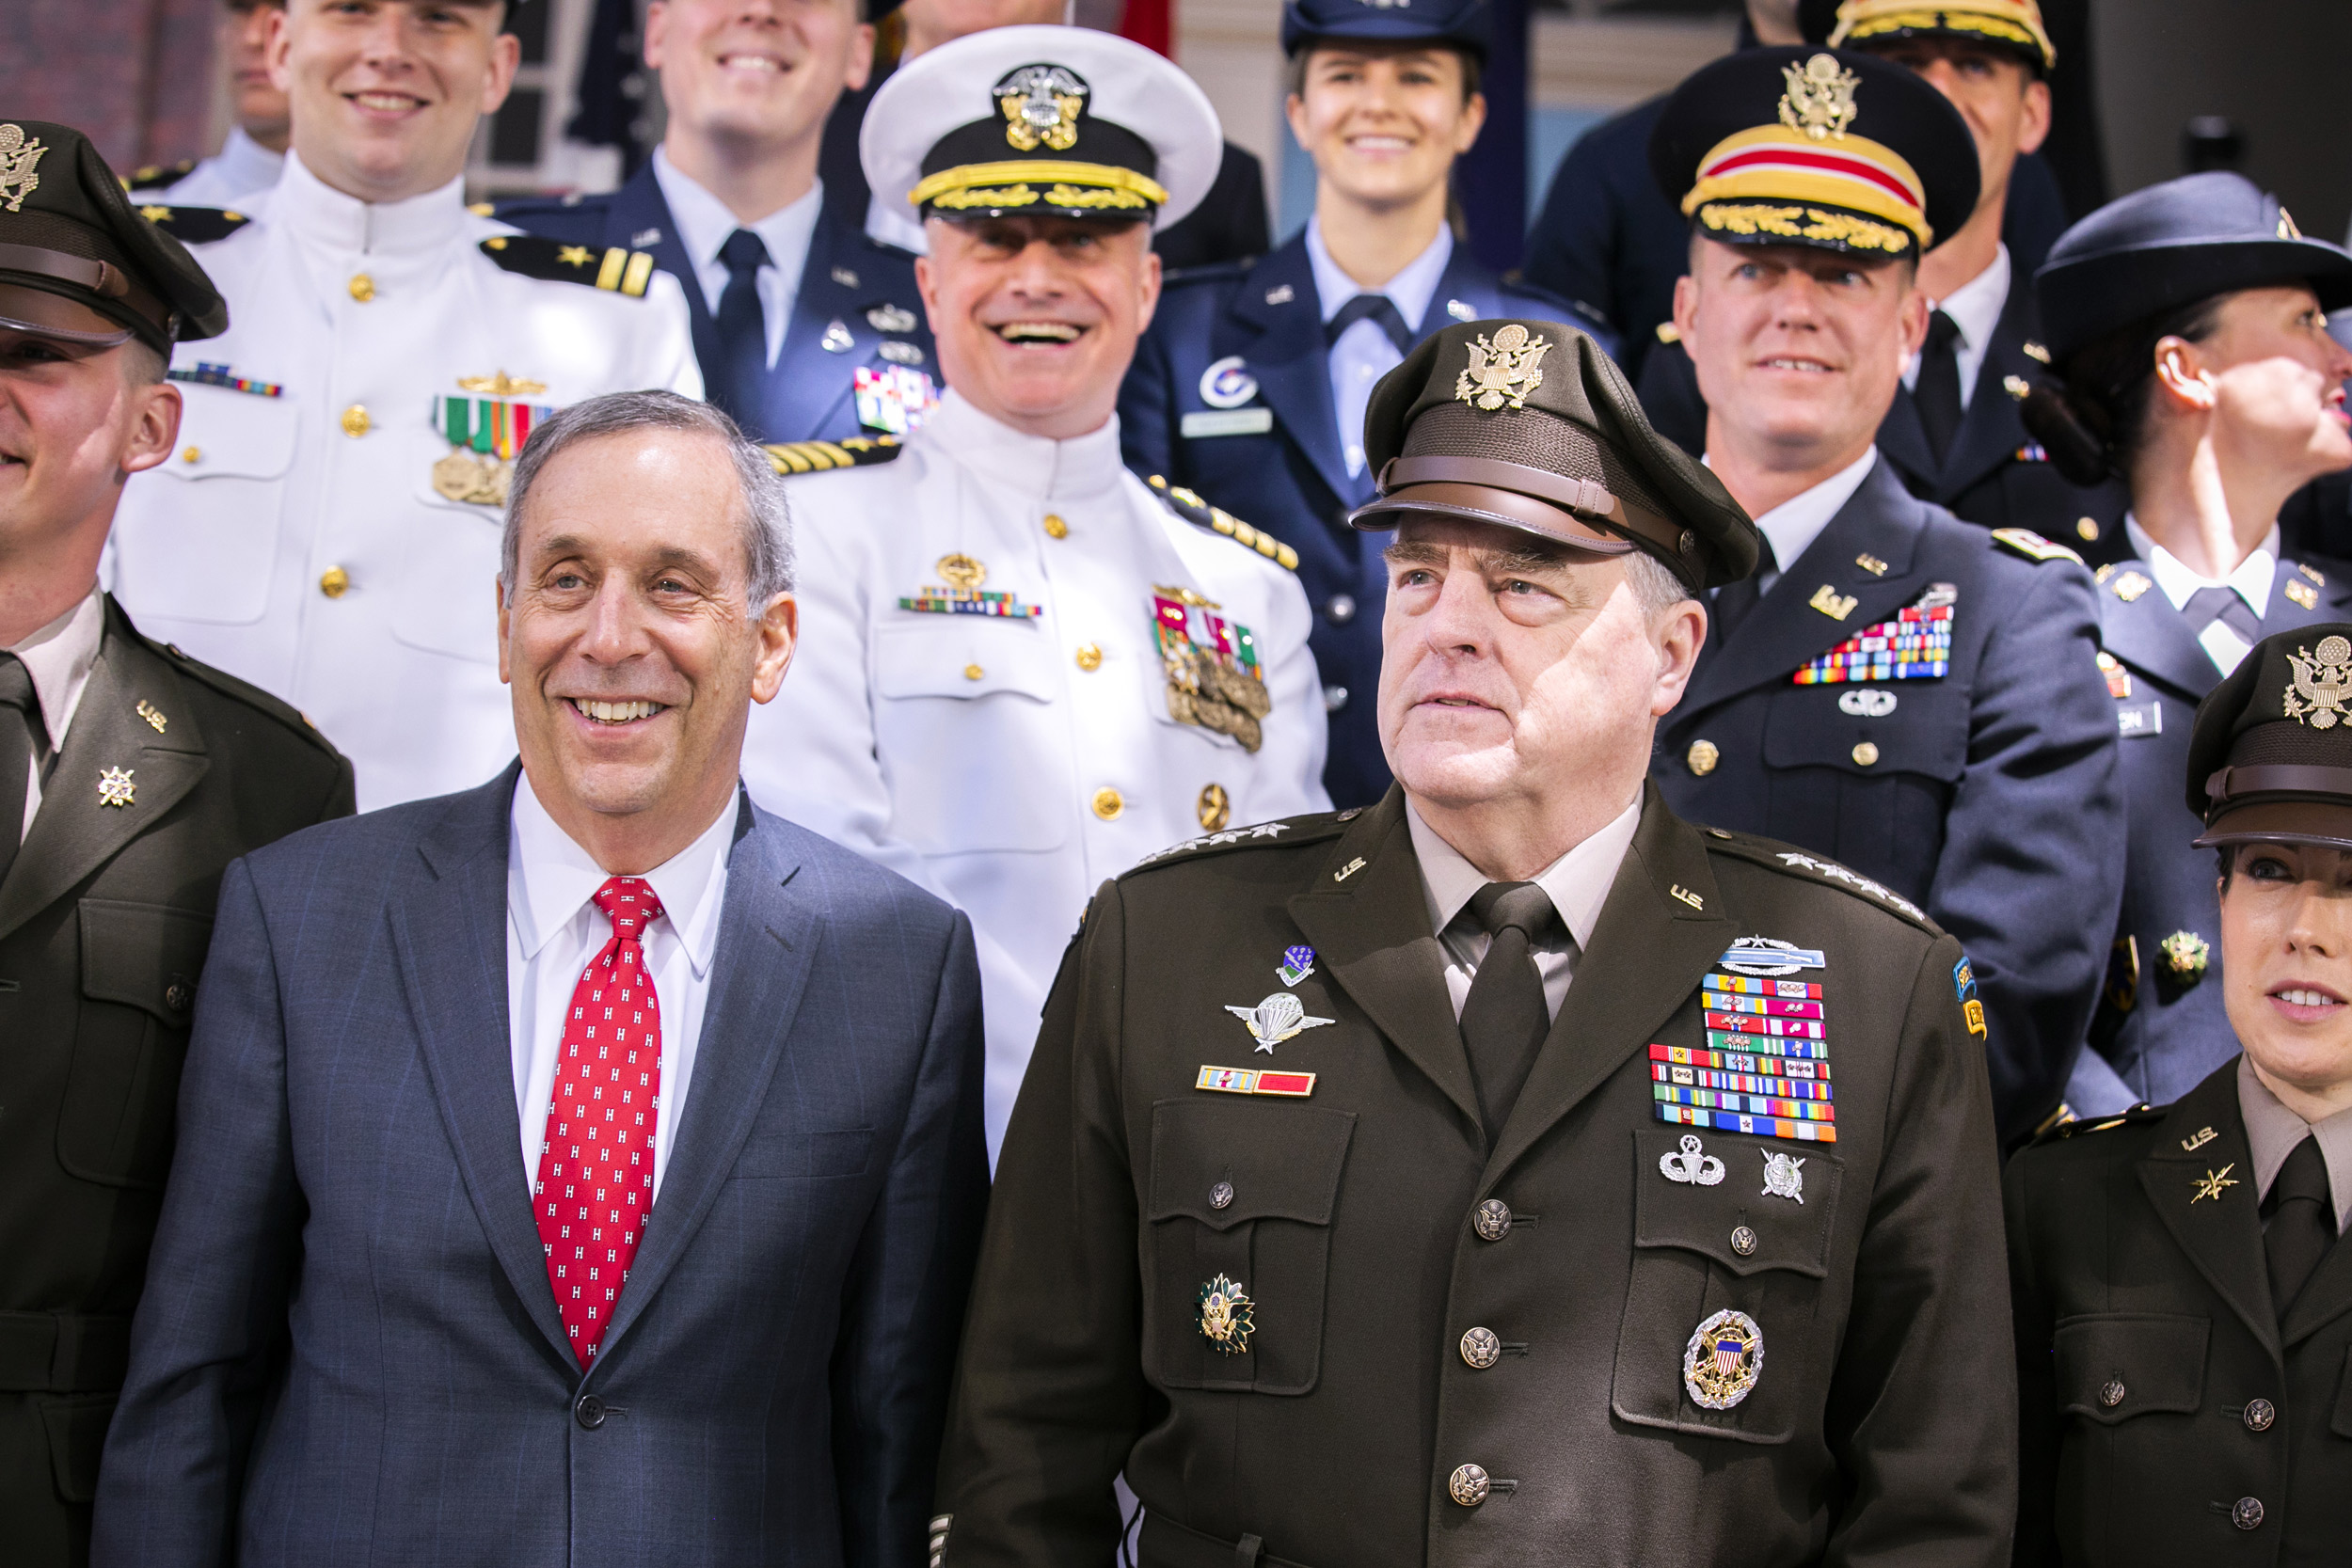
501, 390, 794, 604
1625, 548, 1694, 622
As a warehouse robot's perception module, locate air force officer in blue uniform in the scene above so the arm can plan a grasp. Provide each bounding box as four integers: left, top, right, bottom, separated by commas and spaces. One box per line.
1120, 0, 1607, 809
499, 0, 937, 444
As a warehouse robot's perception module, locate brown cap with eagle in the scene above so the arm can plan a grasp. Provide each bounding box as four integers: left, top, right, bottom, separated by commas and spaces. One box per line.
2190, 625, 2352, 850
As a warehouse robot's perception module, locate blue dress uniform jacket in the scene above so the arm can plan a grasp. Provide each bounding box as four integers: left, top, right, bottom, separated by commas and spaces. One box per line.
496, 166, 933, 444
1654, 459, 2124, 1140
1120, 234, 1609, 809
2070, 554, 2352, 1117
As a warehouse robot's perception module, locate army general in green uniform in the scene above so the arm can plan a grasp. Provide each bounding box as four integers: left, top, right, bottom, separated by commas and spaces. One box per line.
0, 122, 353, 1565
933, 322, 2015, 1565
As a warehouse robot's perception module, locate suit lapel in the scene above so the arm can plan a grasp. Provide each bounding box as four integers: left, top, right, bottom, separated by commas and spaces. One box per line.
1875, 386, 1937, 488
2263, 557, 2341, 638
595, 799, 820, 1366
2100, 560, 2222, 700
1287, 790, 1483, 1142
2139, 1072, 2280, 1356
388, 765, 575, 1366
764, 214, 867, 440
1937, 281, 2039, 499
1486, 787, 1730, 1184
1232, 240, 1357, 508
0, 603, 211, 944
606, 172, 717, 372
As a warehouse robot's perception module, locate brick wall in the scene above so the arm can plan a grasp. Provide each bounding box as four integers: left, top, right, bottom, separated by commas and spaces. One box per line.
4, 0, 219, 175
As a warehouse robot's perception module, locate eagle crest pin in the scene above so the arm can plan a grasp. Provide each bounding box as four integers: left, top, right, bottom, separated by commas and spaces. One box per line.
1455, 324, 1549, 412
1197, 1274, 1254, 1354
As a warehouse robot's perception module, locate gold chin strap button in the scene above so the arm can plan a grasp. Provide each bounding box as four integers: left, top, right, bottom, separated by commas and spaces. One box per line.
1851, 741, 1880, 767
319, 566, 350, 599
348, 273, 375, 303
1091, 787, 1124, 820
1042, 513, 1069, 540
1074, 642, 1103, 672
341, 404, 372, 438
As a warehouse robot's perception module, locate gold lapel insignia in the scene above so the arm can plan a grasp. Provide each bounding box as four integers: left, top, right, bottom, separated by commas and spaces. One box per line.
1778, 55, 1860, 142
2190, 1164, 2239, 1204
0, 124, 48, 214
2181, 1125, 2217, 1152
455, 370, 548, 396
2022, 341, 2052, 364
1854, 553, 1889, 577
1809, 584, 1859, 620
97, 766, 135, 809
1454, 324, 1550, 411
2003, 374, 2031, 401
2284, 635, 2352, 729
995, 64, 1089, 152
1333, 856, 1366, 882
2299, 562, 2326, 586
2112, 570, 2153, 602
1670, 883, 1705, 911
135, 700, 167, 734
2287, 578, 2319, 610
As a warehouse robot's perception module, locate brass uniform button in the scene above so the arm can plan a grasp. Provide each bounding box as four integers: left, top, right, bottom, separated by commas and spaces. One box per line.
1197, 782, 1230, 832
1459, 1327, 1501, 1370
1851, 740, 1880, 767
2233, 1497, 2264, 1531
1209, 1180, 1233, 1210
318, 566, 350, 599
348, 273, 375, 302
1472, 1198, 1511, 1242
963, 663, 983, 680
2099, 1379, 2125, 1408
2075, 515, 2100, 542
1090, 787, 1123, 820
1447, 1464, 1490, 1507
341, 404, 372, 438
1731, 1225, 1758, 1257
180, 445, 200, 464
1074, 642, 1103, 672
1687, 739, 1720, 776
1042, 513, 1069, 540
2244, 1399, 2277, 1432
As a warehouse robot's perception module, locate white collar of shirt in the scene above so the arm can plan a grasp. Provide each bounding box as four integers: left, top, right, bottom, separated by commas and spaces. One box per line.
1902, 244, 2010, 404
211, 126, 285, 196
921, 389, 1127, 499
1738, 447, 1879, 589
2125, 515, 2279, 616
1405, 794, 1641, 953
1304, 216, 1454, 333
651, 147, 825, 366
7, 588, 103, 754
2238, 1054, 2352, 1232
272, 149, 468, 256
507, 769, 734, 982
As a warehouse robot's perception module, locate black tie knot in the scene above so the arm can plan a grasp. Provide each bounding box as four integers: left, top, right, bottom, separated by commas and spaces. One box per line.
719, 228, 771, 278
2265, 1132, 2338, 1319
1467, 881, 1560, 943
2272, 1133, 2334, 1211
1326, 293, 1415, 355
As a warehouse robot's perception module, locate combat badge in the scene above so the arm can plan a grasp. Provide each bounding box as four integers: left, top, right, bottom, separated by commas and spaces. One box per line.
1655, 942, 1839, 1145
1683, 1309, 1765, 1410
1454, 324, 1549, 412
1659, 1133, 1725, 1186
1153, 587, 1273, 752
1760, 1148, 1806, 1203
1277, 944, 1316, 986
2284, 636, 2352, 728
1719, 937, 1825, 975
1197, 1274, 1254, 1354
1226, 991, 1334, 1053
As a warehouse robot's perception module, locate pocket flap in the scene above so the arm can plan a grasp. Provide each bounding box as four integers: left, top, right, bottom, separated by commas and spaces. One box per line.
1633, 1128, 1839, 1277
2053, 1312, 2208, 1422
1146, 1099, 1355, 1231
874, 617, 1057, 702
78, 899, 214, 1024
1763, 682, 1967, 781
154, 381, 298, 482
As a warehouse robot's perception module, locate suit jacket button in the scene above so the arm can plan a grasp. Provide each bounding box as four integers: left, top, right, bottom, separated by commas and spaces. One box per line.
165, 981, 193, 1013
575, 1394, 607, 1430
2099, 1379, 2125, 1407
1851, 741, 1881, 767
2233, 1497, 2264, 1530
2244, 1399, 2277, 1432
1459, 1327, 1501, 1369
1473, 1199, 1512, 1241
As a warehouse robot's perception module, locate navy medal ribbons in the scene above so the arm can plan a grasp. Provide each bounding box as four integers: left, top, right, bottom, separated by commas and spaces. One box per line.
1654, 937, 1838, 1144
1793, 582, 1955, 685
167, 361, 282, 398
1197, 1273, 1254, 1354
854, 364, 940, 436
898, 551, 1041, 621
1154, 586, 1273, 752
1683, 1308, 1764, 1410
432, 388, 557, 506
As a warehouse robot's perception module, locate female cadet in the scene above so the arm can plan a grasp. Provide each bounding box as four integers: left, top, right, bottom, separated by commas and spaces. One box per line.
2007, 624, 2352, 1565
2021, 172, 2352, 1119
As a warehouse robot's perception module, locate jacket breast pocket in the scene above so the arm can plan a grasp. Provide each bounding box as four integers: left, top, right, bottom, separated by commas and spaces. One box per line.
730, 1128, 875, 1180
1763, 680, 1967, 880
1612, 1127, 1843, 1445
869, 617, 1072, 853
1142, 1098, 1355, 1396
390, 436, 506, 666
2052, 1312, 2207, 1423
60, 899, 215, 1188
113, 382, 296, 626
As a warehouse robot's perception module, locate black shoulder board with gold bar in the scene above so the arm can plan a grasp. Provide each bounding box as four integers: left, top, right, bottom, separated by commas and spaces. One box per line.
1145, 473, 1299, 572
135, 204, 251, 244
479, 234, 659, 297
1991, 527, 2085, 566
763, 436, 904, 476
126, 158, 197, 191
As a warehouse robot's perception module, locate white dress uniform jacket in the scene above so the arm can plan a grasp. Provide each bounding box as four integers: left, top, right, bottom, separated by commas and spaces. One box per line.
106, 153, 702, 811
742, 391, 1328, 1154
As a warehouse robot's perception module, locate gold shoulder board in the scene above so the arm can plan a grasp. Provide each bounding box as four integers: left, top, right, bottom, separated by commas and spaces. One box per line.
1145, 474, 1299, 572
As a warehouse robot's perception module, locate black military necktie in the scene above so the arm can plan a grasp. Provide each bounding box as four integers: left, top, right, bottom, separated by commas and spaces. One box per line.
2265, 1133, 2337, 1318
1459, 881, 1566, 1142
712, 228, 772, 427
0, 654, 42, 888
2184, 584, 2264, 644
1708, 536, 1778, 644
1915, 309, 1964, 467
1326, 293, 1415, 355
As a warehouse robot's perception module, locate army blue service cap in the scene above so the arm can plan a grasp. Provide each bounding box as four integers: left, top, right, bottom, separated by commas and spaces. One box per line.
1281, 0, 1493, 60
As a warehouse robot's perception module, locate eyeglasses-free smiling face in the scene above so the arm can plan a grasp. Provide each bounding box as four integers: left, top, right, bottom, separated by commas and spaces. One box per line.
2157, 285, 2352, 493
270, 0, 519, 203
1286, 44, 1485, 213
2221, 842, 2352, 1113
644, 0, 871, 155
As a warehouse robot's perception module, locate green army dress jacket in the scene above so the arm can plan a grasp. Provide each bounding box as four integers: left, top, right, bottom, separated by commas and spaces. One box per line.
936, 784, 2014, 1568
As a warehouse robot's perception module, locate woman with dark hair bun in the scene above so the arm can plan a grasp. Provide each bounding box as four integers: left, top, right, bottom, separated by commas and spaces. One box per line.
2029, 170, 2352, 1119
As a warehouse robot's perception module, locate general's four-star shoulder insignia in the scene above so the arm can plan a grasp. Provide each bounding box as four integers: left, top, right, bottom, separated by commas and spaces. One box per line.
1145, 474, 1299, 571
479, 234, 659, 297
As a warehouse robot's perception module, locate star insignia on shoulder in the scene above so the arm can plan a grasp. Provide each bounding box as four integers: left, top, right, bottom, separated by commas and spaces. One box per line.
556, 245, 594, 267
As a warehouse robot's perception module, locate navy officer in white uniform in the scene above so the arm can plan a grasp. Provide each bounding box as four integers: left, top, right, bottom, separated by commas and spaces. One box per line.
742, 26, 1328, 1157
107, 0, 699, 811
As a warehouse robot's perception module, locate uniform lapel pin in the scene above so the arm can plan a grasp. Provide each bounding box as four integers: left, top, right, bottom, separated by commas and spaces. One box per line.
1276, 944, 1316, 985
135, 700, 167, 733
2191, 1164, 2239, 1203
1225, 991, 1333, 1053
97, 767, 136, 808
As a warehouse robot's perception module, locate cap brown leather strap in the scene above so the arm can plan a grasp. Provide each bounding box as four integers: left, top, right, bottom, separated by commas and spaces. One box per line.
2204, 763, 2352, 803
1380, 453, 1702, 583
0, 241, 170, 340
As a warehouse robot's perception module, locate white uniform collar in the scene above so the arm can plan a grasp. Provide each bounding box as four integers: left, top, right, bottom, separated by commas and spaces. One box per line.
649, 147, 825, 287
921, 390, 1130, 499
2124, 514, 2280, 617
1404, 793, 1642, 952
1745, 447, 1879, 578
1929, 243, 2010, 357
4, 588, 104, 752
271, 149, 469, 256
507, 768, 735, 981
213, 126, 286, 201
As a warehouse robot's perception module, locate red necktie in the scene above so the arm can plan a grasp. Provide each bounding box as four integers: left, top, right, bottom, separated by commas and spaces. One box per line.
534, 876, 665, 1368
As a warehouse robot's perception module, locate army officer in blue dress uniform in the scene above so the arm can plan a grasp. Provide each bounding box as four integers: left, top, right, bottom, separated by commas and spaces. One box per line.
1645, 46, 2122, 1142
2016, 173, 2352, 1118
498, 0, 936, 444
1119, 0, 1605, 810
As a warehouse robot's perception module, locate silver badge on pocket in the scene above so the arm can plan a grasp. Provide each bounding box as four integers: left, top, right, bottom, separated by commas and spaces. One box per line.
1660, 1133, 1725, 1186
1684, 1308, 1763, 1409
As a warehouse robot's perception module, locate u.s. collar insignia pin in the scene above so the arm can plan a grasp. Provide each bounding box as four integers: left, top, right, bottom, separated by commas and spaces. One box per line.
135, 699, 167, 733
1760, 1148, 1806, 1203
97, 767, 136, 808
1276, 944, 1316, 986
1226, 991, 1333, 1053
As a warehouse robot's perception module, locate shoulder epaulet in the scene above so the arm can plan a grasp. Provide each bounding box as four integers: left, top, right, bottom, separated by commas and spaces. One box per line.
1697, 826, 1937, 931
1144, 473, 1299, 571
763, 436, 902, 475
1121, 808, 1359, 878
478, 233, 659, 296
2296, 559, 2329, 588
147, 636, 342, 758
135, 203, 251, 244
126, 158, 197, 191
2093, 562, 2116, 584
1158, 256, 1254, 289
1991, 526, 2085, 566
2027, 1101, 2164, 1147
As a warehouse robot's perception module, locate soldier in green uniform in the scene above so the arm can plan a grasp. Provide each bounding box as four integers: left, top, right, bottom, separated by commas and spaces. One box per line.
2009, 625, 2352, 1566
0, 122, 353, 1566
933, 320, 2014, 1566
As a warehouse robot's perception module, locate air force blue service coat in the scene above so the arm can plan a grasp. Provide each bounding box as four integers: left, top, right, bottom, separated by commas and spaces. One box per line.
92, 769, 989, 1568
497, 166, 934, 444
2069, 553, 2352, 1117
1120, 233, 1611, 809
1654, 459, 2123, 1140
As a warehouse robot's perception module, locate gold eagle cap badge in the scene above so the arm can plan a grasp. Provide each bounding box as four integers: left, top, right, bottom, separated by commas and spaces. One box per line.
994, 64, 1089, 152
2284, 635, 2352, 729
1779, 54, 1861, 143
1454, 323, 1550, 412
0, 124, 48, 214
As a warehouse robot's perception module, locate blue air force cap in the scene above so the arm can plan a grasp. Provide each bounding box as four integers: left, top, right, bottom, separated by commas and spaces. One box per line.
1280, 0, 1493, 60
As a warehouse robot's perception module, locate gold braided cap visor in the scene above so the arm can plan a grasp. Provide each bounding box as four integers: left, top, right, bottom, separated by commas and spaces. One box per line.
908, 160, 1171, 213
1829, 1, 2057, 70
1683, 125, 1932, 252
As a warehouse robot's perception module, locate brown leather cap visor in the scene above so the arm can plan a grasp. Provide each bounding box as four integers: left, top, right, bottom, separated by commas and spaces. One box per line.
0, 280, 136, 347
2195, 761, 2352, 849
1347, 453, 1705, 587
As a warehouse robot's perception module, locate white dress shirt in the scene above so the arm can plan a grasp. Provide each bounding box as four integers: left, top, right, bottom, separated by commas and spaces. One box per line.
2239, 1054, 2352, 1232
1736, 447, 1880, 595
1903, 244, 2010, 412
651, 148, 825, 371
2124, 514, 2279, 676
1406, 794, 1642, 1022
5, 589, 103, 843
140, 126, 286, 210
506, 771, 736, 1201
1307, 218, 1454, 479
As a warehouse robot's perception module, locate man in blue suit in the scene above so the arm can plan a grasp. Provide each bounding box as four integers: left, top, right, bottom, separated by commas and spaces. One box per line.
500, 0, 938, 445
91, 392, 989, 1567
1120, 0, 1605, 811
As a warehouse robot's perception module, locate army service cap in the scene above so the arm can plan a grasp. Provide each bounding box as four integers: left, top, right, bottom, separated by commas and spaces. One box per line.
1280, 0, 1494, 60
1829, 0, 2056, 74
864, 25, 1221, 229
2032, 171, 2352, 363
1648, 47, 1978, 261
0, 119, 225, 353
2188, 625, 2352, 850
1347, 319, 1759, 592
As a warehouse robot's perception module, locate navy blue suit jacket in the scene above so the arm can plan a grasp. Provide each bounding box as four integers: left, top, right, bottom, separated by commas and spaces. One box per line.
1654, 459, 2123, 1141
1120, 233, 1611, 810
496, 167, 935, 444
92, 768, 989, 1567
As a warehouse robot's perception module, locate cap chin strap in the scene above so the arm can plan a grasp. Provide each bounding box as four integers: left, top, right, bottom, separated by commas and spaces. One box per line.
2205, 763, 2352, 806
1375, 452, 1705, 587
0, 242, 172, 345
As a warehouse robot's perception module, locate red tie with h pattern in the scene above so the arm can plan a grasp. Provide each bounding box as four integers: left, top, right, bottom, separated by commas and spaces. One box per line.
535, 876, 665, 1368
